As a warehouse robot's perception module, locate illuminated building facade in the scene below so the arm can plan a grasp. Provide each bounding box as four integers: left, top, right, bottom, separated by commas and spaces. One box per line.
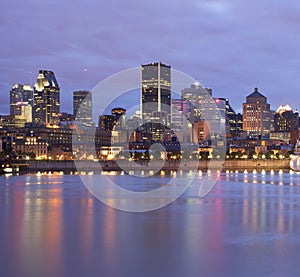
141, 62, 171, 125
171, 98, 184, 127
10, 84, 33, 122
13, 136, 48, 159
274, 105, 299, 132
181, 82, 210, 123
111, 107, 126, 129
98, 108, 127, 146
98, 115, 116, 132
214, 97, 240, 138
33, 70, 60, 126
242, 88, 270, 138
236, 113, 243, 135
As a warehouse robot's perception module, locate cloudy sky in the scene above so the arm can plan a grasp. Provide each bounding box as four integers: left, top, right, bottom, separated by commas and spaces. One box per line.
1, 0, 300, 114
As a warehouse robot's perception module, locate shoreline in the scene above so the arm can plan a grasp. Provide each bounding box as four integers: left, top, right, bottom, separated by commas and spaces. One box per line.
10, 159, 292, 174
1, 159, 293, 175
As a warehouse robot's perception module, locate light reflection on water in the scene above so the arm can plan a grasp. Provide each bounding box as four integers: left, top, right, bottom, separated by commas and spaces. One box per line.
1, 173, 300, 276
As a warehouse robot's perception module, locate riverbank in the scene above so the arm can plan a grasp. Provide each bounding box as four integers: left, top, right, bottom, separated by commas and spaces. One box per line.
25, 159, 291, 173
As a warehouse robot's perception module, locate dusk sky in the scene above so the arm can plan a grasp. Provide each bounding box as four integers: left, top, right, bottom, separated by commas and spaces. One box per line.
1, 0, 300, 114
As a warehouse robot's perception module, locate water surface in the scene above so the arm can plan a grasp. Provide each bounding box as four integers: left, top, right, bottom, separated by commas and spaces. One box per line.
1, 173, 300, 277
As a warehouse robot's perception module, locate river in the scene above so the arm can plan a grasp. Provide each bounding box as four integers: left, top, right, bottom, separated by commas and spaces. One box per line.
1, 172, 300, 276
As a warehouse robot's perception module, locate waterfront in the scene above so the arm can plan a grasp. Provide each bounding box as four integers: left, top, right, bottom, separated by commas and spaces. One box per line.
25, 159, 291, 173
1, 173, 300, 276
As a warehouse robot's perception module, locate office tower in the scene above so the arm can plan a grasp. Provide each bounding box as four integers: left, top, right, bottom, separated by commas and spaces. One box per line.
140, 62, 171, 125
236, 113, 243, 135
14, 105, 32, 127
274, 105, 299, 132
213, 98, 228, 135
171, 98, 184, 127
98, 115, 116, 132
60, 112, 75, 122
182, 83, 225, 127
242, 88, 271, 138
73, 90, 92, 126
111, 107, 126, 129
98, 108, 126, 131
10, 84, 33, 120
181, 83, 226, 145
97, 108, 127, 146
127, 112, 142, 131
214, 97, 240, 138
33, 70, 60, 126
181, 82, 213, 123
226, 100, 238, 138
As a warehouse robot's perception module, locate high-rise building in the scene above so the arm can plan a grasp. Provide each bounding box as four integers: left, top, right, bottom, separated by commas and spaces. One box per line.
14, 105, 32, 127
171, 98, 185, 128
73, 90, 92, 126
274, 105, 299, 132
242, 88, 271, 138
181, 82, 213, 123
98, 115, 116, 132
98, 107, 126, 132
214, 98, 229, 135
10, 84, 33, 119
236, 113, 243, 135
181, 82, 212, 123
214, 97, 241, 138
111, 107, 126, 129
33, 70, 60, 126
181, 84, 226, 145
140, 62, 171, 125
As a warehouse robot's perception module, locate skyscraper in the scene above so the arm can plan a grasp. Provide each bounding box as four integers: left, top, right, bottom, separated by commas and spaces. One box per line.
171, 98, 184, 127
242, 88, 270, 138
214, 97, 240, 138
181, 83, 226, 145
33, 70, 60, 126
140, 62, 171, 125
111, 107, 126, 129
73, 90, 92, 126
274, 104, 298, 132
10, 84, 33, 118
181, 82, 213, 123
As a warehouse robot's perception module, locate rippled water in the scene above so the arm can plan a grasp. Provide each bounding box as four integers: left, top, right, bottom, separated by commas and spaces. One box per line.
1, 172, 300, 277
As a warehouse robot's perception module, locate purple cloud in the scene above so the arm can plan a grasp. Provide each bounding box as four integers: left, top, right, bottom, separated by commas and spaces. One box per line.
1, 0, 300, 114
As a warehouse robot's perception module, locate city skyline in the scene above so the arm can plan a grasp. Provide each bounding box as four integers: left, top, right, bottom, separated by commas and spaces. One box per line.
1, 0, 300, 114
2, 68, 299, 119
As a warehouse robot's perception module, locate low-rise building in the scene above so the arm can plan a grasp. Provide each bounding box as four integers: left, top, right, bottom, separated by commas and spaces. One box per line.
13, 136, 48, 159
